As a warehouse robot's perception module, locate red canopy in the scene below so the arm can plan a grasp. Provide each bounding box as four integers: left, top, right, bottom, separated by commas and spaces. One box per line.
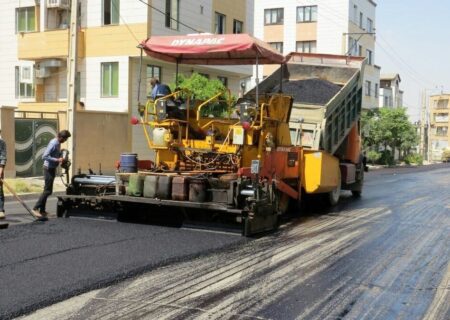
140, 34, 285, 65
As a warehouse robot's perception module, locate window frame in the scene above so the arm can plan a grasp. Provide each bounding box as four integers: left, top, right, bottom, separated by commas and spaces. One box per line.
365, 80, 371, 96
366, 49, 373, 65
16, 6, 36, 33
297, 6, 318, 23
268, 42, 283, 54
217, 76, 228, 87
102, 0, 120, 26
146, 65, 162, 94
233, 19, 243, 34
296, 41, 317, 53
165, 0, 180, 30
215, 12, 226, 34
264, 8, 284, 25
15, 66, 35, 99
101, 62, 119, 98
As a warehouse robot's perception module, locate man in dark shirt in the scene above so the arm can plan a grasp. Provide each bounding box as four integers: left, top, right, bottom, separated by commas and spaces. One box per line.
149, 78, 171, 100
32, 130, 71, 218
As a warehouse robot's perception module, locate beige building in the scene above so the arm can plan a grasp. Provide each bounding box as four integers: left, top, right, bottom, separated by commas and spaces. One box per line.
0, 0, 253, 176
429, 94, 450, 161
253, 0, 380, 110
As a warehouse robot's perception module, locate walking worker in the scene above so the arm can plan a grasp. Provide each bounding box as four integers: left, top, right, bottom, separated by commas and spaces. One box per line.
32, 130, 71, 218
0, 131, 7, 219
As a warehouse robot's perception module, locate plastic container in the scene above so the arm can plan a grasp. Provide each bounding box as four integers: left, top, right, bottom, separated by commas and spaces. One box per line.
120, 153, 138, 173
156, 175, 172, 199
172, 176, 190, 201
143, 175, 158, 198
127, 174, 144, 197
189, 178, 207, 202
153, 128, 169, 147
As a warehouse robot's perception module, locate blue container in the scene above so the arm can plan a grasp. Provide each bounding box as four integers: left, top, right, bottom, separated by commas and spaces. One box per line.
120, 153, 138, 173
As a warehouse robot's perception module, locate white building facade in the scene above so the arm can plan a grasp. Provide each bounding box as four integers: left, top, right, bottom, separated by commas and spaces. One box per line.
0, 0, 255, 172
253, 0, 380, 110
378, 74, 404, 108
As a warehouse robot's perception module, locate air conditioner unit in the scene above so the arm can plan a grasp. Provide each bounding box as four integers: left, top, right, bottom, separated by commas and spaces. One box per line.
19, 66, 33, 84
47, 0, 70, 9
35, 67, 51, 78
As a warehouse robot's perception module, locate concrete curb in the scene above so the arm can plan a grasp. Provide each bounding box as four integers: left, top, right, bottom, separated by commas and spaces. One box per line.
4, 191, 66, 201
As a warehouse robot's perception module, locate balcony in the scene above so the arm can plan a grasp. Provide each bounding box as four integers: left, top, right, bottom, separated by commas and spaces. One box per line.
18, 29, 84, 60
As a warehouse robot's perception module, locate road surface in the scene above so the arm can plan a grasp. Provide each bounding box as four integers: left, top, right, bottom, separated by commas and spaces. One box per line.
1, 164, 448, 319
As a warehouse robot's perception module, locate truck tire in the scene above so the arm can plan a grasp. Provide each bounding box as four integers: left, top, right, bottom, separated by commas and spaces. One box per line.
327, 171, 341, 206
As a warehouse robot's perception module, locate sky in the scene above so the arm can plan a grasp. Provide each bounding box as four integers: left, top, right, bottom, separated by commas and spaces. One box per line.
375, 0, 450, 121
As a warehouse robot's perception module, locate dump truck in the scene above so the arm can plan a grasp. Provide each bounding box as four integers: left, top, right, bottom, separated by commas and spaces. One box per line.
57, 34, 366, 236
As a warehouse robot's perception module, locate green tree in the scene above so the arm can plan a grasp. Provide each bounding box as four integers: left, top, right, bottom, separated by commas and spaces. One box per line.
362, 107, 419, 163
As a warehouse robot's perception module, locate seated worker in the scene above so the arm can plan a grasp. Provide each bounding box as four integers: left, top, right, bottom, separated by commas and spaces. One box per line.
149, 77, 171, 100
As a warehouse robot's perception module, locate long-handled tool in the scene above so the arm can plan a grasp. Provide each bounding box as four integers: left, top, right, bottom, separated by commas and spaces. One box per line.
1, 179, 47, 221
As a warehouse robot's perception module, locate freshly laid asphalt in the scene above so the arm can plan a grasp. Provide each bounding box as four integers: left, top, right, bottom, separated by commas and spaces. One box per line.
0, 218, 245, 319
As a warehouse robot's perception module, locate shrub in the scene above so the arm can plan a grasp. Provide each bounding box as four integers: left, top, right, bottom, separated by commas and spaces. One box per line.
404, 153, 423, 165
378, 150, 395, 166
366, 150, 381, 165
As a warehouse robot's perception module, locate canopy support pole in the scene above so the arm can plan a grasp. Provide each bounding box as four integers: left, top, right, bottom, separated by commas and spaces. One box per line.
175, 59, 180, 87
279, 63, 283, 93
255, 53, 259, 109
137, 45, 144, 104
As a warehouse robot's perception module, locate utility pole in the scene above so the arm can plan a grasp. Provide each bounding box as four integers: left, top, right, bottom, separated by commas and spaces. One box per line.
67, 0, 79, 176
419, 89, 426, 160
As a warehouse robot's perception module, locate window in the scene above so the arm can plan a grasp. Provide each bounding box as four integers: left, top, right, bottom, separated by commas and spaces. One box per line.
365, 80, 371, 96
199, 73, 210, 79
217, 76, 228, 87
297, 6, 317, 22
269, 42, 283, 53
15, 66, 35, 99
353, 4, 358, 23
296, 41, 316, 53
348, 37, 358, 56
233, 19, 243, 34
146, 65, 162, 94
437, 99, 449, 109
366, 49, 373, 65
264, 8, 283, 25
103, 0, 120, 25
436, 126, 448, 136
367, 18, 373, 33
359, 12, 364, 29
358, 45, 363, 57
165, 0, 179, 30
384, 96, 389, 107
215, 12, 226, 34
16, 7, 35, 33
101, 62, 119, 97
375, 83, 379, 98
435, 113, 449, 122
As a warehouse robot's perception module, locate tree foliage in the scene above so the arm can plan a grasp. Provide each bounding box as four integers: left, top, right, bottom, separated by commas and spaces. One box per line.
362, 107, 419, 163
170, 73, 227, 100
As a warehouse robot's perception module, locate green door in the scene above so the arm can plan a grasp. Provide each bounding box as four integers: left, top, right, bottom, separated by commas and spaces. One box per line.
15, 119, 58, 177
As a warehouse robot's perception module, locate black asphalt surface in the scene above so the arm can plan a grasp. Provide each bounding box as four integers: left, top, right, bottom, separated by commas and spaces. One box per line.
0, 218, 245, 319
3, 164, 450, 319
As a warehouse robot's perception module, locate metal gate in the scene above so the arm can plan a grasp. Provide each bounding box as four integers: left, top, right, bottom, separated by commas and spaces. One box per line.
15, 112, 58, 177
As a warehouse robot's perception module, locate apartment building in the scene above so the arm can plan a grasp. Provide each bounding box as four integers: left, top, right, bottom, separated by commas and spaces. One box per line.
379, 74, 403, 108
429, 94, 450, 161
0, 0, 254, 176
253, 0, 380, 110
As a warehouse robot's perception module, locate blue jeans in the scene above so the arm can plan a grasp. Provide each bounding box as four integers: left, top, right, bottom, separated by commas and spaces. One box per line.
34, 167, 56, 213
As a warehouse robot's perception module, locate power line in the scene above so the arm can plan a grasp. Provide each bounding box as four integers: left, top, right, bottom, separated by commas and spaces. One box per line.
111, 0, 140, 43
137, 0, 201, 33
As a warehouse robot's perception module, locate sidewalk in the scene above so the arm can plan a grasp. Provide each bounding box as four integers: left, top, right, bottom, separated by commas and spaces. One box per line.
3, 176, 67, 199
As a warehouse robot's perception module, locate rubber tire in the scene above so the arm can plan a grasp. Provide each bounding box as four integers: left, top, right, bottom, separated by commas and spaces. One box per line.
327, 171, 341, 206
